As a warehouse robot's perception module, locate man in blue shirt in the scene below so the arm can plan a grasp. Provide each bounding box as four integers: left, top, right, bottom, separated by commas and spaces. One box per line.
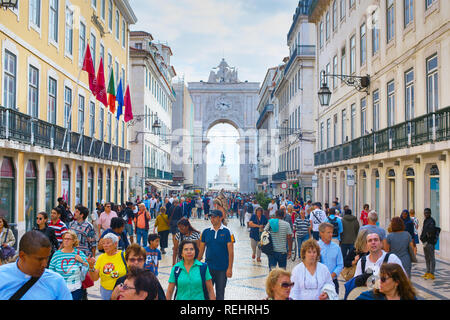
318, 222, 343, 295
0, 230, 72, 300
198, 210, 235, 300
325, 208, 344, 242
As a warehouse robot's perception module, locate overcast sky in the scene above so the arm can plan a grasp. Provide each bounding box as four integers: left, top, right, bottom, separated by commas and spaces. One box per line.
131, 0, 298, 83
131, 0, 299, 184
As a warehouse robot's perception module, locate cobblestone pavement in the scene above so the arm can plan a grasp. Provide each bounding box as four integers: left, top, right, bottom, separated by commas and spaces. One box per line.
87, 216, 450, 300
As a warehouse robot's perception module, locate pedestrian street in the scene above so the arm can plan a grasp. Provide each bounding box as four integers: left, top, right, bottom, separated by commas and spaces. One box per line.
87, 216, 450, 301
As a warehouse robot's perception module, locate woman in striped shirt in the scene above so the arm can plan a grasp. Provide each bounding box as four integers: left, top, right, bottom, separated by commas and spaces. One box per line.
293, 209, 311, 259
49, 230, 89, 300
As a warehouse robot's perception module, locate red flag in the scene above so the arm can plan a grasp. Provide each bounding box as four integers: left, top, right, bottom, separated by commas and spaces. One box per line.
82, 45, 97, 95
124, 85, 133, 122
95, 58, 108, 107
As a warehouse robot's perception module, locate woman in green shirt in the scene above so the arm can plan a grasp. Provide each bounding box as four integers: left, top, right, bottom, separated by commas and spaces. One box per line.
166, 240, 216, 300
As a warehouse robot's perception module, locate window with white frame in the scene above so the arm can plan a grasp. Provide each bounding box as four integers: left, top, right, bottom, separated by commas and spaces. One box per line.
361, 97, 367, 135
79, 22, 86, 64
360, 23, 366, 66
326, 11, 330, 40
48, 77, 57, 124
341, 46, 346, 78
351, 103, 356, 139
372, 9, 380, 55
29, 0, 41, 28
115, 61, 119, 84
426, 0, 436, 10
333, 114, 338, 146
91, 0, 97, 9
107, 113, 112, 143
78, 95, 85, 134
332, 0, 337, 31
115, 119, 119, 145
405, 69, 414, 120
319, 21, 324, 48
404, 0, 414, 27
99, 107, 104, 140
89, 101, 95, 137
122, 20, 126, 47
100, 44, 105, 67
327, 118, 331, 148
115, 10, 120, 40
333, 55, 338, 89
101, 0, 106, 20
426, 54, 438, 113
108, 0, 113, 31
340, 0, 346, 20
90, 33, 96, 69
49, 0, 59, 43
64, 86, 72, 129
122, 120, 125, 148
349, 0, 355, 9
3, 50, 17, 109
373, 90, 380, 131
28, 65, 39, 118
387, 80, 395, 126
342, 109, 347, 143
350, 35, 356, 74
320, 122, 324, 150
65, 5, 74, 56
387, 0, 395, 43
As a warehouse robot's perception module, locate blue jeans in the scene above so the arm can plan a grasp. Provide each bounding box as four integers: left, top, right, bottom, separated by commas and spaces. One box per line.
296, 234, 310, 257
312, 231, 320, 240
268, 252, 287, 271
340, 243, 354, 260
100, 286, 113, 300
71, 288, 83, 300
136, 228, 149, 247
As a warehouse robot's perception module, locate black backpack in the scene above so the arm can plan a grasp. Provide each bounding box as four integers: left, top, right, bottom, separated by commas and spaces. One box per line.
328, 216, 339, 238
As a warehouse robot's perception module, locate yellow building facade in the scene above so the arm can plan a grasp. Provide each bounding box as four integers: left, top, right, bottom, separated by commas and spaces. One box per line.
0, 0, 137, 236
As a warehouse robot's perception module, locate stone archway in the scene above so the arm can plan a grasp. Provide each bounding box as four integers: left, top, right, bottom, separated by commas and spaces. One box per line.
187, 59, 260, 193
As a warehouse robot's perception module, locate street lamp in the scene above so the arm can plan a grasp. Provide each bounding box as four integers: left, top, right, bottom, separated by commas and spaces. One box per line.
318, 70, 370, 107
0, 0, 18, 8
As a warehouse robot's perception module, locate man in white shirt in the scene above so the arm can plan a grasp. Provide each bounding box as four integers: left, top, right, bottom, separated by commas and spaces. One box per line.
309, 202, 327, 240
354, 233, 405, 277
268, 199, 278, 218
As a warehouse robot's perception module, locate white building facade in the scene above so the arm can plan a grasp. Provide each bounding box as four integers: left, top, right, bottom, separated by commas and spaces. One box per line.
309, 0, 450, 258
271, 1, 316, 201
129, 31, 176, 197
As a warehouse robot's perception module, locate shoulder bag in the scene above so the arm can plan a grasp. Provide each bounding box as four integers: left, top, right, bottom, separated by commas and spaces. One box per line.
9, 275, 42, 300
0, 229, 16, 261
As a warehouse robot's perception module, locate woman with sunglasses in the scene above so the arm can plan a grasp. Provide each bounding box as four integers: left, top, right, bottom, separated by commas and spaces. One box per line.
48, 230, 89, 300
290, 239, 336, 300
264, 268, 294, 300
356, 263, 417, 300
111, 243, 166, 300
33, 212, 59, 264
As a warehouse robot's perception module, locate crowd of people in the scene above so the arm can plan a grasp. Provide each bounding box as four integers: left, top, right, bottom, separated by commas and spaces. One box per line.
0, 191, 442, 301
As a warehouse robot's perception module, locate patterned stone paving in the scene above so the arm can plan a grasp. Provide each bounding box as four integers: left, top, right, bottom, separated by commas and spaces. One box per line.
87, 216, 450, 300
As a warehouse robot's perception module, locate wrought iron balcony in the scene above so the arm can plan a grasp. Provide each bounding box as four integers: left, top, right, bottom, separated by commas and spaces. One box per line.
145, 167, 173, 181
0, 106, 131, 164
314, 106, 450, 166
284, 45, 316, 76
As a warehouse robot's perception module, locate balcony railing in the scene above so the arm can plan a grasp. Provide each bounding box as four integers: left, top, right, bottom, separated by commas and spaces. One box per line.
284, 45, 316, 75
314, 106, 450, 166
145, 167, 173, 181
0, 106, 131, 164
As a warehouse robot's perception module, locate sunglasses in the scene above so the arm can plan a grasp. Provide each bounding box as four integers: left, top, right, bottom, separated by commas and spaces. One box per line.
380, 276, 391, 283
280, 282, 295, 288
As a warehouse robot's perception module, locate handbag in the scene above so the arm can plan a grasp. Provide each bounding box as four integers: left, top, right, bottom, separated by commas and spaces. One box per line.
341, 265, 357, 281
259, 227, 274, 256
408, 245, 418, 263
0, 230, 16, 261
82, 273, 94, 289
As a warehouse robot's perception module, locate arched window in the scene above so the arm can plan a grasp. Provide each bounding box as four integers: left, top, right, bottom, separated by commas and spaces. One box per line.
25, 160, 38, 231
62, 165, 71, 205
76, 166, 83, 205
120, 171, 125, 204
0, 157, 15, 224
88, 168, 94, 211
98, 168, 103, 203
114, 170, 118, 203
106, 169, 111, 202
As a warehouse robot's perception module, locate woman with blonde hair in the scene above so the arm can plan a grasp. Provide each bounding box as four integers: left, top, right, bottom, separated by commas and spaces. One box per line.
341, 229, 370, 280
290, 239, 336, 300
49, 230, 89, 300
264, 268, 293, 300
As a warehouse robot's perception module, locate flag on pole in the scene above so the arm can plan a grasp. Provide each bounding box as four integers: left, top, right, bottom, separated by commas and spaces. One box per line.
116, 79, 124, 120
95, 58, 108, 108
107, 68, 116, 113
124, 84, 133, 122
82, 44, 97, 95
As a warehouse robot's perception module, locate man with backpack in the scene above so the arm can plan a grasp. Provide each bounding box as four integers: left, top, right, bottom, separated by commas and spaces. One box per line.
325, 208, 343, 243
310, 202, 327, 240
354, 233, 404, 278
420, 208, 440, 280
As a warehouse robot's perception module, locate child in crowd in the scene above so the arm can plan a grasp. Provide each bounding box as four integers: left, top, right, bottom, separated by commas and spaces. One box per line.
144, 234, 162, 276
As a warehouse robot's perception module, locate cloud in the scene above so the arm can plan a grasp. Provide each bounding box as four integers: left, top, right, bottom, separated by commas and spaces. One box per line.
131, 0, 298, 82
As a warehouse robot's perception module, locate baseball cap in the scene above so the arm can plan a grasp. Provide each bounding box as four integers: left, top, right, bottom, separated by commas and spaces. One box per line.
210, 210, 223, 217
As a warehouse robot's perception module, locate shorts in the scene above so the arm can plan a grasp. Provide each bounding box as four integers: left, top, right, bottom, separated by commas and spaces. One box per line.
124, 223, 134, 235
170, 225, 179, 234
